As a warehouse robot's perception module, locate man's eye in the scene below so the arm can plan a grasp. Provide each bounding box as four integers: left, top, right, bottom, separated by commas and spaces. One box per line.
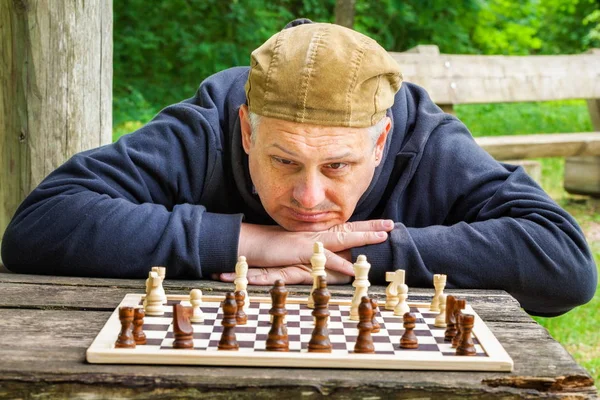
326, 162, 347, 170
273, 157, 295, 166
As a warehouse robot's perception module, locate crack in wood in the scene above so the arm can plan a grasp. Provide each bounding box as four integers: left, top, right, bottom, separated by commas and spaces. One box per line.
483, 375, 596, 392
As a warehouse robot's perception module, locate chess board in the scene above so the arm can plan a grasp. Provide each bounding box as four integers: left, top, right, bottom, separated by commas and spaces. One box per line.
86, 294, 513, 371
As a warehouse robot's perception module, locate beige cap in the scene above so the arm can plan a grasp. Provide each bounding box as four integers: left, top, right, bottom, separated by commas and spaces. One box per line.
245, 23, 403, 128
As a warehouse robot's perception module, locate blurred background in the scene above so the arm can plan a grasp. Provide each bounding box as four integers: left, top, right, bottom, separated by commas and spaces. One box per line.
112, 0, 600, 381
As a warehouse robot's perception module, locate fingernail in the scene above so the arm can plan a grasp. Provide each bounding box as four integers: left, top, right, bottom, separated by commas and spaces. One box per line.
222, 273, 233, 280
384, 220, 394, 229
376, 231, 387, 238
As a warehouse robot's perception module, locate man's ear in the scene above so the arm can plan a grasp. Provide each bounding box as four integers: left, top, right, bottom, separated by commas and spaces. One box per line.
239, 105, 252, 154
374, 117, 391, 166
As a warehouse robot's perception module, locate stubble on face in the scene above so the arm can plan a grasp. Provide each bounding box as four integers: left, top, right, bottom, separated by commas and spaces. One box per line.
240, 107, 386, 232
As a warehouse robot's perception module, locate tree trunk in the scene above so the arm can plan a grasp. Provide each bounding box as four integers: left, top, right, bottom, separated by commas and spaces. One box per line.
0, 0, 112, 241
335, 0, 356, 29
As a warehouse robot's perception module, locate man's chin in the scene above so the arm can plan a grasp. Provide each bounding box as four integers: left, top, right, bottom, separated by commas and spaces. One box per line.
278, 219, 339, 232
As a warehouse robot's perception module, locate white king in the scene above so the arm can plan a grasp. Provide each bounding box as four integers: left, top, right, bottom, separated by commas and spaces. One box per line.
308, 242, 327, 309
234, 256, 250, 312
349, 255, 371, 321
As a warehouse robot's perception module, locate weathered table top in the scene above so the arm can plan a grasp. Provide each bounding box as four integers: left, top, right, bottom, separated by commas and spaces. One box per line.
0, 269, 597, 399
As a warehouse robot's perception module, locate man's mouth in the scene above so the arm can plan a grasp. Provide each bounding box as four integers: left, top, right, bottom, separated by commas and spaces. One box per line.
287, 208, 330, 222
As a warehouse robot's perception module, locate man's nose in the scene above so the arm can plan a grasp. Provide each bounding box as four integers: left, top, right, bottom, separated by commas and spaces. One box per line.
292, 172, 326, 210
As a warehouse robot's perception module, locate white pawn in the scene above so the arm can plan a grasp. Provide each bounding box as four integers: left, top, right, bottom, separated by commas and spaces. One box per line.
234, 256, 250, 313
189, 289, 204, 323
393, 283, 410, 317
308, 242, 327, 309
430, 273, 447, 312
349, 255, 371, 321
434, 294, 447, 328
152, 266, 168, 304
144, 271, 164, 316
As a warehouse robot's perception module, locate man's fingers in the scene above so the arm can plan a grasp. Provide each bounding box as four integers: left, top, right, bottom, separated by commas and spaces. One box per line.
329, 219, 394, 233
322, 249, 354, 276
246, 266, 313, 285
316, 230, 388, 253
223, 266, 353, 285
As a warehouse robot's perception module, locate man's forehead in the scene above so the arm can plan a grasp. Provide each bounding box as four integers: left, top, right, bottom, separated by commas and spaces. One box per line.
258, 114, 369, 137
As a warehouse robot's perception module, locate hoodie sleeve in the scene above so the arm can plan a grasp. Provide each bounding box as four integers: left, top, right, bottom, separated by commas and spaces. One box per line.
358, 116, 597, 317
1, 70, 247, 279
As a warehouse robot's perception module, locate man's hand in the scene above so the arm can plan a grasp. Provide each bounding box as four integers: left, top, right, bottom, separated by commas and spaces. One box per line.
218, 265, 353, 285
237, 219, 394, 277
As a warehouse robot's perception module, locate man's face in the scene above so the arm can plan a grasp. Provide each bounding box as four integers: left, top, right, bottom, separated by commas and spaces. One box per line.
240, 105, 390, 232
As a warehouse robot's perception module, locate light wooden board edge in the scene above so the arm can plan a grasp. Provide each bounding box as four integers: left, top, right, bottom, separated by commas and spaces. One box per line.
86, 294, 514, 372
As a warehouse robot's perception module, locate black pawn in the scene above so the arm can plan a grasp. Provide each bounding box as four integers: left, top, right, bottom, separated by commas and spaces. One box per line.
308, 276, 332, 353
456, 314, 477, 356
452, 299, 466, 348
266, 280, 289, 351
133, 307, 147, 345
218, 292, 239, 350
115, 306, 136, 348
235, 290, 248, 325
354, 296, 375, 353
370, 298, 380, 333
400, 312, 418, 349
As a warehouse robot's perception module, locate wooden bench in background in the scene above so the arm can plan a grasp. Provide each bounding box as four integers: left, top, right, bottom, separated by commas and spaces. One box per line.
391, 46, 600, 194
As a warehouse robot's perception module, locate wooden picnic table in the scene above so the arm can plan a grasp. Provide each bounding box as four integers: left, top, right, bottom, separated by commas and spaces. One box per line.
0, 267, 597, 399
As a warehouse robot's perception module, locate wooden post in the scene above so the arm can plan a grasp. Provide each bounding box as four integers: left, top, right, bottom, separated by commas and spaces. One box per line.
564, 98, 600, 197
0, 0, 112, 242
335, 0, 356, 28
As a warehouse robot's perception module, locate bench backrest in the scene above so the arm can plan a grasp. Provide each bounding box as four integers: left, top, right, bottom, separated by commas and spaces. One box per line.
390, 46, 600, 106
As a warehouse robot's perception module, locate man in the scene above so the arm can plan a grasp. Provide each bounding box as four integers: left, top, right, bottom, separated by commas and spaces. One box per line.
1, 20, 596, 317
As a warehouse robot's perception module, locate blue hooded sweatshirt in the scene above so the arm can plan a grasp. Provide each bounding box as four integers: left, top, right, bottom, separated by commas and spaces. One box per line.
1, 66, 596, 317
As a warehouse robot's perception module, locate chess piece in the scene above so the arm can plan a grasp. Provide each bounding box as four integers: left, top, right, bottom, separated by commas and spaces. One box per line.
235, 290, 248, 325
385, 270, 404, 310
132, 307, 147, 345
266, 280, 289, 351
393, 282, 410, 317
400, 312, 418, 349
308, 242, 327, 309
152, 266, 167, 304
350, 255, 371, 321
308, 276, 332, 353
370, 298, 380, 333
189, 289, 204, 323
115, 306, 136, 348
444, 295, 457, 341
430, 274, 447, 312
143, 273, 151, 308
452, 299, 466, 348
456, 314, 477, 356
434, 294, 447, 328
218, 293, 239, 350
354, 296, 374, 353
173, 304, 194, 349
234, 256, 250, 313
144, 271, 164, 316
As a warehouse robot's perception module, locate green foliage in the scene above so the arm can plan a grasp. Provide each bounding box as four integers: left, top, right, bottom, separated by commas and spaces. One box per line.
113, 0, 600, 126
537, 0, 600, 54
113, 0, 334, 125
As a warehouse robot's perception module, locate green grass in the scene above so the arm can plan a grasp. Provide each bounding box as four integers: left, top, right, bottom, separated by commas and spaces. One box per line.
114, 98, 599, 383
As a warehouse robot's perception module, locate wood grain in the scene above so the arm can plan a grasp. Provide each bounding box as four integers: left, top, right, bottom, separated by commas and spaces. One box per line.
0, 306, 595, 398
0, 0, 113, 240
392, 48, 600, 104
475, 132, 600, 160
